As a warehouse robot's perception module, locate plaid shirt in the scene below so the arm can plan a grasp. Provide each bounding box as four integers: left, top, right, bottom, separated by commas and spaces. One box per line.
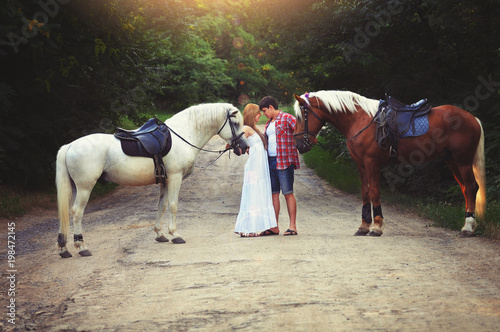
265, 111, 300, 170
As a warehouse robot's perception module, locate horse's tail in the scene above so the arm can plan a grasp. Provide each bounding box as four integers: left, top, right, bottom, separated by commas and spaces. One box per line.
56, 144, 73, 236
473, 118, 486, 219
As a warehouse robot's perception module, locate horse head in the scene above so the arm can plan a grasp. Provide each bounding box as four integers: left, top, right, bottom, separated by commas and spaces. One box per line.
293, 93, 325, 154
218, 107, 248, 156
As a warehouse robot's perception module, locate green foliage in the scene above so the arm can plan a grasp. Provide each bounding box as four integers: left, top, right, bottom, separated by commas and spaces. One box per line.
0, 0, 199, 187
0, 185, 56, 219
0, 191, 25, 219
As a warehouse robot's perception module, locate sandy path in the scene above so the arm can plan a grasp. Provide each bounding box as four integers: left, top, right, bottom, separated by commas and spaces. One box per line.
1, 134, 499, 331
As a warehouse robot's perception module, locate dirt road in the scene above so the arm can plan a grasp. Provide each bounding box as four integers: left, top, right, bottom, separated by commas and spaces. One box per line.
2, 135, 499, 331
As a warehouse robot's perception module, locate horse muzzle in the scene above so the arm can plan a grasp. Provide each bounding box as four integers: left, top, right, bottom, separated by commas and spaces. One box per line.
295, 140, 312, 154
294, 135, 316, 154
231, 135, 248, 156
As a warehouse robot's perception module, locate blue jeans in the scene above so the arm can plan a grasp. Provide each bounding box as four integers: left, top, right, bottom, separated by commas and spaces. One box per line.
268, 157, 295, 195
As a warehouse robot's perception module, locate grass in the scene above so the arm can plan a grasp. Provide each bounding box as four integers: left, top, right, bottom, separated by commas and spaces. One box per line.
302, 145, 500, 240
0, 183, 119, 220
0, 186, 57, 219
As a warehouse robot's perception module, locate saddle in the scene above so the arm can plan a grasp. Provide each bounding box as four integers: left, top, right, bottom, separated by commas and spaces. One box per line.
114, 117, 172, 185
375, 95, 431, 156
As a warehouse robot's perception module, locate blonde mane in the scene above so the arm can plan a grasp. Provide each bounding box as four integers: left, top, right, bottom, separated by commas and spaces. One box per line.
295, 90, 380, 119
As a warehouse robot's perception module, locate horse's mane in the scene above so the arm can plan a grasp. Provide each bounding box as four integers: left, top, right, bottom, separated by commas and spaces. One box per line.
171, 103, 240, 130
295, 90, 379, 119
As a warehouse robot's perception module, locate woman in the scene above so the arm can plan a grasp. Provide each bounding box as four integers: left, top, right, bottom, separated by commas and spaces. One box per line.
234, 104, 278, 237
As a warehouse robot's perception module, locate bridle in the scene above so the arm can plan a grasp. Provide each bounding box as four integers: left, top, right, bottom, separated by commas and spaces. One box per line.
216, 110, 245, 152
294, 94, 381, 148
294, 97, 326, 149
168, 110, 245, 154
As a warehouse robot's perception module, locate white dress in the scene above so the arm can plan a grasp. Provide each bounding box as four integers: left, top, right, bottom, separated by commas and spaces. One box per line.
234, 132, 277, 236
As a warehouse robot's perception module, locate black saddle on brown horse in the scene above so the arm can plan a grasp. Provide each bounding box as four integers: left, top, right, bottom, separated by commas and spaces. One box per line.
114, 117, 172, 185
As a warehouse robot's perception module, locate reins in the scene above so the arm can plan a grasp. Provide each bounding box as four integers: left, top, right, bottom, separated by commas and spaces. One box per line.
166, 111, 245, 166
167, 111, 244, 154
167, 128, 229, 154
345, 107, 382, 142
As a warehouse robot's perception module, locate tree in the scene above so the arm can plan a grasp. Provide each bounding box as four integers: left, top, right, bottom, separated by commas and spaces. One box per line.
272, 0, 500, 197
0, 0, 193, 187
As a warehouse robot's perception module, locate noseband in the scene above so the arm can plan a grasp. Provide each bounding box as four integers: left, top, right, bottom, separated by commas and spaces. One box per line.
294, 103, 326, 149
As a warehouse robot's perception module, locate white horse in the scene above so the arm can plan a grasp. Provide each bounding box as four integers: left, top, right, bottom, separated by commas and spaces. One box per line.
56, 103, 248, 258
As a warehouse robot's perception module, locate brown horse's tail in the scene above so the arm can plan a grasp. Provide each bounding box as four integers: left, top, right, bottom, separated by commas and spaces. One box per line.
473, 118, 486, 219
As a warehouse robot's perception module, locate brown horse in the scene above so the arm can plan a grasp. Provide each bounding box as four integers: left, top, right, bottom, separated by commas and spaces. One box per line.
293, 90, 485, 237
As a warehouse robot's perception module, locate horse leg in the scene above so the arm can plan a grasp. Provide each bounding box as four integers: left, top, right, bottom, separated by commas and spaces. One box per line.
166, 174, 186, 244
71, 187, 93, 256
57, 233, 72, 258
448, 161, 479, 237
366, 163, 384, 236
57, 190, 73, 258
154, 182, 170, 243
354, 165, 371, 236
153, 173, 185, 244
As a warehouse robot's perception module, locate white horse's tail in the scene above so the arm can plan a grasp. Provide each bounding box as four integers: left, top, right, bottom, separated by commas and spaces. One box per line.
56, 144, 73, 235
473, 118, 486, 219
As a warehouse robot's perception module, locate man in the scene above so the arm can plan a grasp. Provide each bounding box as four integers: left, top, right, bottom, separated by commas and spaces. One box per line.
259, 96, 300, 236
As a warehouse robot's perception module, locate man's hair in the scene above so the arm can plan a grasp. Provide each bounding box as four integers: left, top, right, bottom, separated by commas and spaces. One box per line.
259, 96, 278, 110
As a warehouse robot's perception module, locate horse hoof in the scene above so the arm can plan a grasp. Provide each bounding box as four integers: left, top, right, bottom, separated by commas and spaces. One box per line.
460, 230, 475, 238
354, 229, 369, 236
78, 249, 92, 257
172, 237, 186, 244
156, 235, 169, 242
59, 250, 73, 258
368, 230, 383, 237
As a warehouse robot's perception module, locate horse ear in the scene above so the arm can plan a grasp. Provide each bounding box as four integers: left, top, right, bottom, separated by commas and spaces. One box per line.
229, 109, 239, 117
294, 93, 306, 106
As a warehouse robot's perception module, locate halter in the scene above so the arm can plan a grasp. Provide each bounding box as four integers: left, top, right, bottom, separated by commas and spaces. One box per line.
294, 94, 326, 149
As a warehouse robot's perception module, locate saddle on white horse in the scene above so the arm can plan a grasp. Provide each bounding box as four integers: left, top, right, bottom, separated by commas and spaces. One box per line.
114, 117, 172, 185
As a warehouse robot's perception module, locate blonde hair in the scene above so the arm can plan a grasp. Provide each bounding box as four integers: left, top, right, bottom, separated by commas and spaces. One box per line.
243, 103, 266, 148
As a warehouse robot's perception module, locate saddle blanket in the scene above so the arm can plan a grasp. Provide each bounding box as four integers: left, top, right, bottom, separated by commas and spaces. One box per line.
395, 111, 429, 137
375, 96, 432, 155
